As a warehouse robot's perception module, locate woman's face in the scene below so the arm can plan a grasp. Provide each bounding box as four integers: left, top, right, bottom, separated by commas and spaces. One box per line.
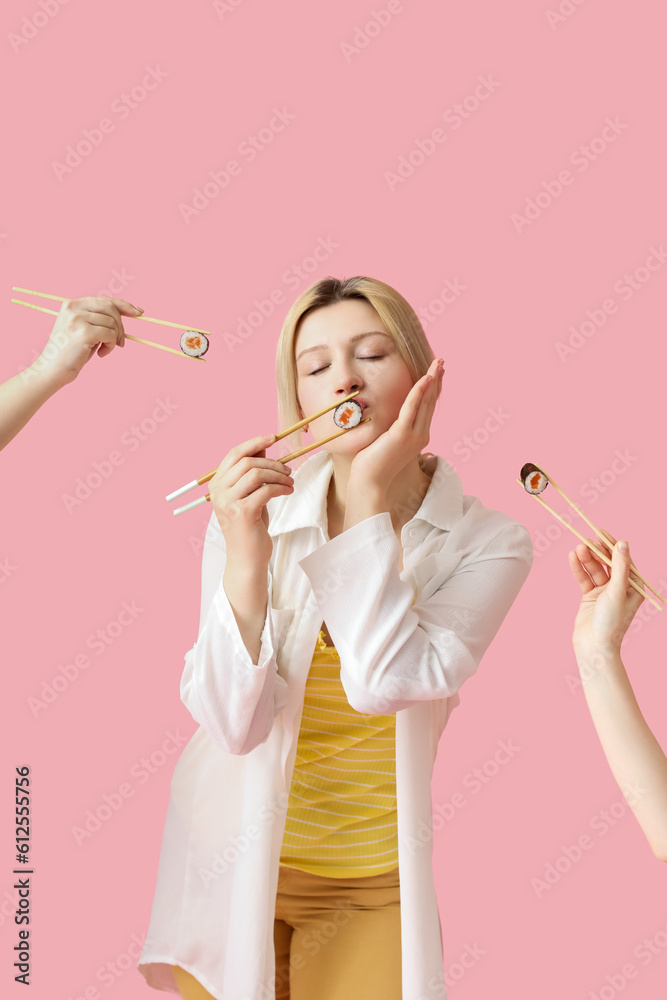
294, 298, 416, 455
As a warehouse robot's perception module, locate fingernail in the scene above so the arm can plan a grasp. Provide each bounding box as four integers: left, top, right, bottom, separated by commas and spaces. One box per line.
265, 434, 276, 444
134, 305, 144, 313
618, 540, 628, 553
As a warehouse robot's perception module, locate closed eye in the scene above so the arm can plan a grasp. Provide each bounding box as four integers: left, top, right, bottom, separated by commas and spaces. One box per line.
309, 356, 385, 375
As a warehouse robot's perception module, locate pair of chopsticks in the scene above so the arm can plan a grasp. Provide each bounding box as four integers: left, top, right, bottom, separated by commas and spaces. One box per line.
168, 390, 369, 516
11, 287, 210, 362
518, 463, 663, 611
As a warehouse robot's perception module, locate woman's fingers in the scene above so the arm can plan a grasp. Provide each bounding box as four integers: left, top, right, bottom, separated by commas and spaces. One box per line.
216, 436, 273, 478
209, 437, 294, 523
595, 527, 617, 558
68, 296, 143, 348
597, 526, 617, 546
408, 359, 443, 436
577, 539, 610, 588
79, 312, 125, 356
225, 459, 293, 498
60, 300, 124, 353
70, 295, 142, 323
607, 539, 631, 599
418, 361, 443, 427
569, 548, 598, 595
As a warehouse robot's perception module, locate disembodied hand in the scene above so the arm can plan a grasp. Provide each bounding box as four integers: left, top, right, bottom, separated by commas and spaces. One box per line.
34, 296, 144, 389
569, 530, 646, 654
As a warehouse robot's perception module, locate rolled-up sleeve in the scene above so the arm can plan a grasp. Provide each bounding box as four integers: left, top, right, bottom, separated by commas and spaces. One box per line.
180, 513, 292, 755
298, 512, 533, 714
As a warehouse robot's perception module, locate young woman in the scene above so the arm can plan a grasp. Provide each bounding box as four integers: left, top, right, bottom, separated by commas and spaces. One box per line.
137, 276, 533, 1000
569, 533, 667, 860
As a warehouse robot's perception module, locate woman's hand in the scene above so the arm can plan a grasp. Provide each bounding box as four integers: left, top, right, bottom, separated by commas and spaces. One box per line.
569, 530, 646, 655
349, 357, 444, 494
33, 296, 143, 389
208, 434, 294, 564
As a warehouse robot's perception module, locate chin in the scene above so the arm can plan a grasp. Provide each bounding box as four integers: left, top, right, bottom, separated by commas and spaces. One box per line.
331, 425, 379, 456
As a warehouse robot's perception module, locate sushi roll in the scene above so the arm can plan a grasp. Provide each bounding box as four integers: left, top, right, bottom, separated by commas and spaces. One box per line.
333, 399, 363, 429
180, 331, 209, 357
521, 462, 548, 494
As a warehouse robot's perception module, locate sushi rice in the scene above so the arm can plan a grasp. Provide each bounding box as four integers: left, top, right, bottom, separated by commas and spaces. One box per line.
333, 399, 363, 429
520, 462, 548, 494
180, 331, 209, 357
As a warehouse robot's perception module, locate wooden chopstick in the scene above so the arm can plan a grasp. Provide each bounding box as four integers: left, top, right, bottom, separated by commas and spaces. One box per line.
166, 391, 361, 502
11, 294, 205, 361
516, 478, 662, 611
12, 287, 210, 334
530, 463, 663, 604
172, 417, 371, 516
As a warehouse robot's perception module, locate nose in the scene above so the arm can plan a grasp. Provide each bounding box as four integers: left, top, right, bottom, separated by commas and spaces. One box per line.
336, 380, 360, 396
334, 365, 363, 397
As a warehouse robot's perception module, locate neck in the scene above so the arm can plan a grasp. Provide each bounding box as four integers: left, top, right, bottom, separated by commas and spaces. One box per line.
327, 453, 433, 533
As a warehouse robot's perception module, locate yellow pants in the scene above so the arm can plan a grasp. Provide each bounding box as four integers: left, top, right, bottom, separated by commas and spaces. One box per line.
172, 863, 402, 1000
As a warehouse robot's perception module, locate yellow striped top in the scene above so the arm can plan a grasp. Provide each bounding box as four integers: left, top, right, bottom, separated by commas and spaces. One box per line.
279, 628, 398, 877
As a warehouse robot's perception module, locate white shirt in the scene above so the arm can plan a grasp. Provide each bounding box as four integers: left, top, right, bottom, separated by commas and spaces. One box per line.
138, 450, 533, 1000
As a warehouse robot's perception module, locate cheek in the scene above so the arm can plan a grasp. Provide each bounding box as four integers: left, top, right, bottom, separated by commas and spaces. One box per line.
381, 373, 413, 415
296, 381, 314, 417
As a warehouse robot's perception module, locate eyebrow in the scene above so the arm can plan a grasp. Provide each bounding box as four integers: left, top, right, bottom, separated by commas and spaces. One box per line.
295, 331, 393, 362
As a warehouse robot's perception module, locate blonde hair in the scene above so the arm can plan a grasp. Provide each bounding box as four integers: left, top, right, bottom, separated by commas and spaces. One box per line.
275, 276, 438, 464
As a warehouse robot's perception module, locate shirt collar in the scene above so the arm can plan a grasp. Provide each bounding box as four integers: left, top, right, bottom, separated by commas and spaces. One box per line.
267, 449, 463, 538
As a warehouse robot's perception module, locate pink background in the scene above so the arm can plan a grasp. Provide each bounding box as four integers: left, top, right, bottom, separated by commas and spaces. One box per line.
1, 0, 666, 997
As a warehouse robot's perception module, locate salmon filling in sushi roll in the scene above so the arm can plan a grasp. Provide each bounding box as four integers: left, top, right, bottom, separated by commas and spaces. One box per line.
180, 331, 209, 357
521, 462, 548, 494
333, 399, 363, 428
